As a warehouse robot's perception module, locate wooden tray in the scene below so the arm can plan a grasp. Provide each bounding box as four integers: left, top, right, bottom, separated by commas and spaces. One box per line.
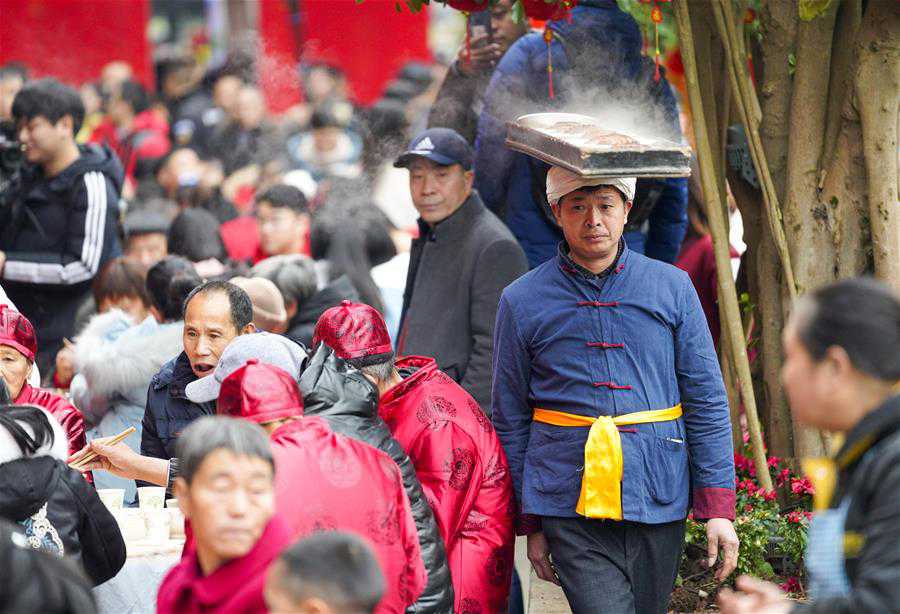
505, 113, 692, 178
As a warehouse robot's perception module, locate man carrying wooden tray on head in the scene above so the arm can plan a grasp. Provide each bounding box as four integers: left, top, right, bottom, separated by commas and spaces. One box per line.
492, 165, 739, 614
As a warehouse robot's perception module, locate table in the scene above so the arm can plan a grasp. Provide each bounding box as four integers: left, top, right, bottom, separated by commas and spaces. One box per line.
93, 543, 183, 614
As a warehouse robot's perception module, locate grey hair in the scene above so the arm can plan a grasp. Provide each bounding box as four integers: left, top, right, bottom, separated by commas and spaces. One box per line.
348, 354, 395, 385
251, 255, 318, 307
175, 416, 274, 484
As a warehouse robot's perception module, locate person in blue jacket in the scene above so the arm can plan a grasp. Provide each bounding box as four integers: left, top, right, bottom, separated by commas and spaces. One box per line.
491, 167, 737, 613
474, 0, 688, 269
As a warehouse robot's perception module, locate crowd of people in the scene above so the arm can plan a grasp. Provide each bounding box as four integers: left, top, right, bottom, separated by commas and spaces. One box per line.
0, 1, 899, 613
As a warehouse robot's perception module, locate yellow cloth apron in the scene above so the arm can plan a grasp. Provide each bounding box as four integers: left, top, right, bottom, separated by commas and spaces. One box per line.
532, 405, 683, 520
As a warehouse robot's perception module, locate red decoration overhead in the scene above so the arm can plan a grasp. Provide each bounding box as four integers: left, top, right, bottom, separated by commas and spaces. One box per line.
521, 0, 577, 21
446, 0, 490, 11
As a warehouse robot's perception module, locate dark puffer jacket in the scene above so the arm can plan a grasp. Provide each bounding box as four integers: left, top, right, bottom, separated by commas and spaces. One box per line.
0, 455, 126, 586
299, 345, 454, 614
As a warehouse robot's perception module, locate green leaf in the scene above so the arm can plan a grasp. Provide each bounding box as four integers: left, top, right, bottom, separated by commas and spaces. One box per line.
799, 0, 832, 21
511, 0, 525, 24
788, 53, 797, 76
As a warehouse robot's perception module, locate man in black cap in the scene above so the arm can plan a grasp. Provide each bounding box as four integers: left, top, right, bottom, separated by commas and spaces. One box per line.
395, 127, 527, 413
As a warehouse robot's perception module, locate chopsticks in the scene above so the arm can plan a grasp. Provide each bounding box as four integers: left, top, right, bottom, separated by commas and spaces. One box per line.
69, 426, 136, 471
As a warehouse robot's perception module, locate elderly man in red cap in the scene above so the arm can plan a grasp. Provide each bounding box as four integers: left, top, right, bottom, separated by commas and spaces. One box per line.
314, 301, 516, 613
217, 359, 427, 614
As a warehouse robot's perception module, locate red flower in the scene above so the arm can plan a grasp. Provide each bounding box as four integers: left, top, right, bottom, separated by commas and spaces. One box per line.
762, 489, 778, 502
744, 503, 754, 513
786, 510, 812, 524
779, 576, 801, 594
791, 477, 815, 496
767, 456, 781, 468
776, 468, 791, 487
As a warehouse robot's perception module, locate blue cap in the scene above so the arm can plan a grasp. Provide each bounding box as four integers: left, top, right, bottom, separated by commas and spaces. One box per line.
394, 127, 473, 170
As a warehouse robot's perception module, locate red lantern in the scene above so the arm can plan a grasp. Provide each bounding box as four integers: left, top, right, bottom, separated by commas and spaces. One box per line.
446, 0, 490, 11
521, 0, 577, 22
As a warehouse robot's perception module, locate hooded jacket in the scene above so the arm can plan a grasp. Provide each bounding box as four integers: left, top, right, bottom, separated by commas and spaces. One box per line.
473, 0, 688, 268
0, 416, 125, 586
299, 345, 454, 614
0, 144, 124, 351
287, 275, 360, 348
70, 310, 183, 502
380, 356, 516, 613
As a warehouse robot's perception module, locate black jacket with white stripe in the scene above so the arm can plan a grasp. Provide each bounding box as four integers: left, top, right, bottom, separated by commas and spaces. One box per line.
0, 144, 123, 353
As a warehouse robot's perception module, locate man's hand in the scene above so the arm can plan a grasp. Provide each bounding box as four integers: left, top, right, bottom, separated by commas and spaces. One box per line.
707, 517, 740, 581
456, 33, 502, 77
718, 575, 792, 614
68, 438, 169, 486
527, 531, 560, 585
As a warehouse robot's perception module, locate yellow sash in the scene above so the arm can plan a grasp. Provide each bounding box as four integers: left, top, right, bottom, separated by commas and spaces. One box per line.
532, 405, 683, 520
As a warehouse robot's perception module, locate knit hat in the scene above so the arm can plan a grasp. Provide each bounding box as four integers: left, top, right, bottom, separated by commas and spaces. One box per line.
312, 300, 392, 361
229, 277, 288, 332
0, 305, 37, 362
216, 360, 303, 424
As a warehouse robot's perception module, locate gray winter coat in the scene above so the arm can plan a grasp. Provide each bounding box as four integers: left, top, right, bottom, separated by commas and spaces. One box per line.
70, 311, 183, 503
397, 191, 527, 413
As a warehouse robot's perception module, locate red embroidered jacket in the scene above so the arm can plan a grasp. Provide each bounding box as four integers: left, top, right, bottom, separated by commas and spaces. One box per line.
15, 383, 86, 457
379, 356, 516, 613
271, 417, 427, 613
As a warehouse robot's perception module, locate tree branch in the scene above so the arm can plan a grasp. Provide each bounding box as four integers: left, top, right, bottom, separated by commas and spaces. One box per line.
822, 0, 862, 169
674, 0, 773, 491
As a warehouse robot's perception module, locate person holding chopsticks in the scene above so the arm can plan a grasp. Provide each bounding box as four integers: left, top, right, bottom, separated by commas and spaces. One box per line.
491, 167, 738, 613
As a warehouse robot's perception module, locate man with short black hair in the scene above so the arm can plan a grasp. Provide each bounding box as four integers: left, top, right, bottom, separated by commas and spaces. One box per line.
0, 78, 123, 375
265, 532, 386, 614
395, 127, 527, 413
157, 415, 292, 614
255, 184, 310, 259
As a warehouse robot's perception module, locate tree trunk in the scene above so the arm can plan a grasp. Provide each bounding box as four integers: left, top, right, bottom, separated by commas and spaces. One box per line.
782, 2, 839, 302
854, 2, 900, 290
745, 0, 798, 459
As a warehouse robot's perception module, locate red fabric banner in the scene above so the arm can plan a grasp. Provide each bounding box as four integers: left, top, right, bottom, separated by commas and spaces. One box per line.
258, 0, 432, 112
0, 0, 153, 88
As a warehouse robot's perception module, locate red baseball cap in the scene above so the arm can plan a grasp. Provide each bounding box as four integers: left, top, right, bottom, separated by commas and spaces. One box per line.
0, 305, 37, 362
312, 301, 393, 360
216, 360, 303, 424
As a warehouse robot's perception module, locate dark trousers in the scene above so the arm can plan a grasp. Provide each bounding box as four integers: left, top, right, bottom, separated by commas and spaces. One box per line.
542, 516, 685, 614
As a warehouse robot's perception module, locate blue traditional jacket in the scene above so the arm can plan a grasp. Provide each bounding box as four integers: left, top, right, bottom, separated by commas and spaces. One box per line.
492, 244, 736, 526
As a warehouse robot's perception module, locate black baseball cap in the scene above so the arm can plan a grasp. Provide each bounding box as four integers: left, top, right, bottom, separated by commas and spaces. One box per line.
393, 127, 473, 171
